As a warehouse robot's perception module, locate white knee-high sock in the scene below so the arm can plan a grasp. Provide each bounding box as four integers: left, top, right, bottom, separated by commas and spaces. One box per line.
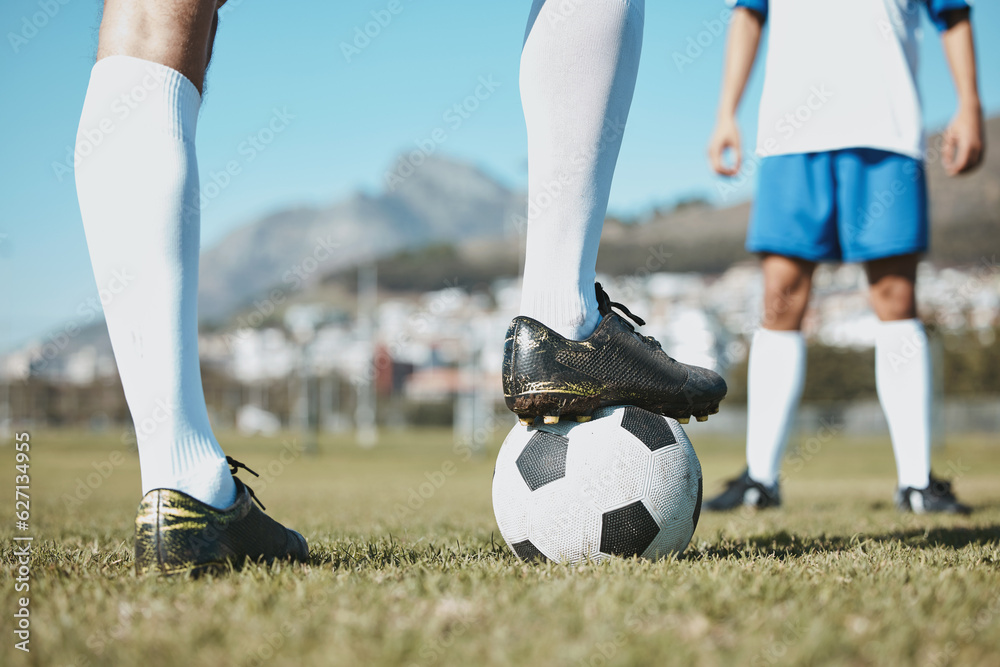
518, 0, 644, 340
75, 56, 236, 508
746, 329, 807, 487
875, 319, 931, 489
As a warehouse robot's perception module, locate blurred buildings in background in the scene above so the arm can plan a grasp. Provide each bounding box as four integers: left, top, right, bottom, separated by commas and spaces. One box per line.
3, 259, 999, 441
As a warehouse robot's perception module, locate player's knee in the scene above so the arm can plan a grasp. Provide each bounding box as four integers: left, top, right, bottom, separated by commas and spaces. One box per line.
761, 286, 808, 330
871, 280, 916, 321
761, 273, 811, 329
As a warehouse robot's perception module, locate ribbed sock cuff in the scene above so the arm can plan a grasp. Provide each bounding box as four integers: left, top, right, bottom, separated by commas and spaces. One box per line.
86, 55, 201, 143
875, 318, 924, 346
519, 282, 599, 340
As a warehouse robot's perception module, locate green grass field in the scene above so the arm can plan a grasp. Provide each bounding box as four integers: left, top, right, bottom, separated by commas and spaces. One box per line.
2, 426, 999, 667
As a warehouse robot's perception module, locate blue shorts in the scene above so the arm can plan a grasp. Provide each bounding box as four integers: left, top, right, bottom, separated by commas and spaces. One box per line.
746, 148, 928, 263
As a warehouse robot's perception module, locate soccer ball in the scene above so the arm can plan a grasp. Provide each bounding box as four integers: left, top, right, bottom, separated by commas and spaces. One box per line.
492, 406, 703, 563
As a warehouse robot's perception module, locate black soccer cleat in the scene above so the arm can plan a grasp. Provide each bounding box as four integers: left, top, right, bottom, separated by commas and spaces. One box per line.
134, 457, 309, 576
895, 473, 971, 515
704, 469, 781, 511
502, 283, 727, 424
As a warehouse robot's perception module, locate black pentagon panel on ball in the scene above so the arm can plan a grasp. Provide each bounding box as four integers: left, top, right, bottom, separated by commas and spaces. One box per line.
692, 476, 703, 531
600, 501, 660, 557
516, 431, 569, 491
621, 406, 677, 452
511, 539, 548, 563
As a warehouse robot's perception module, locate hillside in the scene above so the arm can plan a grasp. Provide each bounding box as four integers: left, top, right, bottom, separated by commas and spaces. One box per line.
311, 117, 1000, 296
198, 156, 525, 321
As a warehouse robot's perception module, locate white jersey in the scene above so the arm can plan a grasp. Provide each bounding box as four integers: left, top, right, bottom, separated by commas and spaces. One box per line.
731, 0, 971, 159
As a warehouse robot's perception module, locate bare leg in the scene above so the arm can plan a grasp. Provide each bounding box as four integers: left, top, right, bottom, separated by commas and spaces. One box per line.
707, 252, 816, 508
868, 253, 931, 490
78, 2, 309, 575
760, 253, 816, 331
867, 253, 917, 321
97, 0, 222, 92
746, 254, 815, 488
77, 0, 232, 506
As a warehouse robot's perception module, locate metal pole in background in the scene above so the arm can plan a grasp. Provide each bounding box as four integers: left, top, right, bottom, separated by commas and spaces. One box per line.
356, 262, 378, 447
470, 318, 493, 458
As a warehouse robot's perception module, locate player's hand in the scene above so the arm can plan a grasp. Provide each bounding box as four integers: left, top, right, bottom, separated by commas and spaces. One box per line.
708, 115, 742, 176
941, 105, 985, 176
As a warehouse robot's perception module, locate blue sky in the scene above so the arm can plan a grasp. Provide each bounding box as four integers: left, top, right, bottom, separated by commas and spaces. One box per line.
2, 0, 998, 352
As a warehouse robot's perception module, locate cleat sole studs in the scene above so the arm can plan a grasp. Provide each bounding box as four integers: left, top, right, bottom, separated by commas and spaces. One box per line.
543, 415, 560, 425
574, 415, 592, 423
695, 415, 709, 422
519, 418, 534, 426
677, 417, 690, 424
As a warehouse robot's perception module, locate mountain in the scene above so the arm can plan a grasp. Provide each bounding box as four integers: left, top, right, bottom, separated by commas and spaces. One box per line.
198, 156, 525, 321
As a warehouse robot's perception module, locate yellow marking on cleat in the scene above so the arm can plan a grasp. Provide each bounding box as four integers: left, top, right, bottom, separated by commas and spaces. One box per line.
519, 418, 533, 426
709, 406, 720, 415
543, 415, 560, 424
575, 416, 592, 423
677, 417, 690, 424
695, 415, 709, 422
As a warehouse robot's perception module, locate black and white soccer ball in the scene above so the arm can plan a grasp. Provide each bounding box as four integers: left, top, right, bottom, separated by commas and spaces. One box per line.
492, 406, 703, 563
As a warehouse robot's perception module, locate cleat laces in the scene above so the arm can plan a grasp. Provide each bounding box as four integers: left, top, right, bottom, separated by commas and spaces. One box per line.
227, 456, 266, 510
595, 283, 663, 351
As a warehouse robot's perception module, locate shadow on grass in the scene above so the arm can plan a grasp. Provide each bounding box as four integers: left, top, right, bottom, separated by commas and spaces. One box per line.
306, 524, 1000, 570
309, 534, 510, 569
690, 524, 1000, 560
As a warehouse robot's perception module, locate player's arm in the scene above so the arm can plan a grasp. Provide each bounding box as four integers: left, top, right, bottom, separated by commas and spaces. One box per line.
708, 3, 765, 177
936, 5, 985, 175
